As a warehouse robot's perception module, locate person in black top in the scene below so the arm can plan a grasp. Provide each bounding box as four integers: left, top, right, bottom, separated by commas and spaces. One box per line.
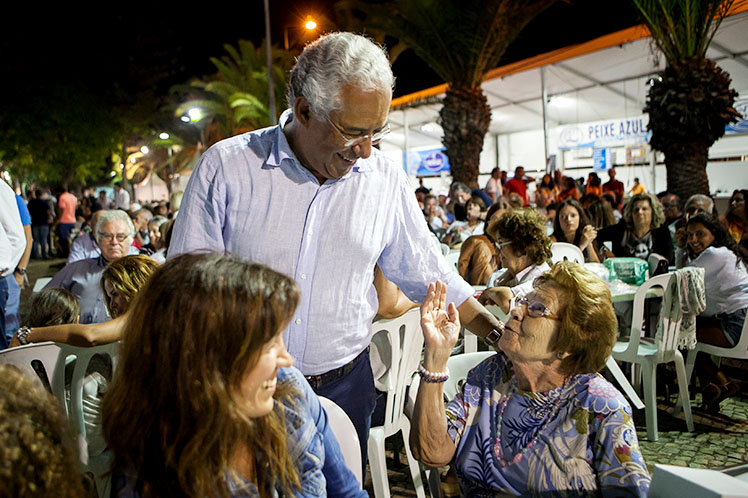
27, 189, 52, 259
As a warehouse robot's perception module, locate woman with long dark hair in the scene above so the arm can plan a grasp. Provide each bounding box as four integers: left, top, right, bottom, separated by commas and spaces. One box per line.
683, 213, 748, 412
551, 199, 601, 263
102, 253, 365, 497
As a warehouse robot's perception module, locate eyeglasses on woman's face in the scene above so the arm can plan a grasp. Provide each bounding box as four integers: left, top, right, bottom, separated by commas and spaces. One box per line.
517, 296, 559, 320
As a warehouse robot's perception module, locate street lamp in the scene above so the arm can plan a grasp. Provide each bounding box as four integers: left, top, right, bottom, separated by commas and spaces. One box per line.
284, 16, 319, 50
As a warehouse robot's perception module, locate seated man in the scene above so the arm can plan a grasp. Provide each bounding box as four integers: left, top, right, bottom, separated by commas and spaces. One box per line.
46, 210, 134, 324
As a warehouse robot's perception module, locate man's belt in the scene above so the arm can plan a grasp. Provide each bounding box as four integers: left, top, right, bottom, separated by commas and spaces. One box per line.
304, 347, 369, 390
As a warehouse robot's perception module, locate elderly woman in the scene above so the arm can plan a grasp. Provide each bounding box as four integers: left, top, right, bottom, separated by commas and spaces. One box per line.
479, 208, 552, 313
597, 192, 674, 263
411, 263, 650, 496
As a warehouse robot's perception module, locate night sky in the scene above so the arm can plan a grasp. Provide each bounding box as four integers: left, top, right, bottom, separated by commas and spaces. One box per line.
2, 0, 641, 102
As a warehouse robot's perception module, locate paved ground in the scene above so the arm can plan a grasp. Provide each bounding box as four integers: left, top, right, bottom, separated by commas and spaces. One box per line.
21, 258, 748, 496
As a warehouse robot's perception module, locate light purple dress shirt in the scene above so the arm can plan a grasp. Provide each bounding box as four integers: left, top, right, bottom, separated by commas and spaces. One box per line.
169, 110, 474, 375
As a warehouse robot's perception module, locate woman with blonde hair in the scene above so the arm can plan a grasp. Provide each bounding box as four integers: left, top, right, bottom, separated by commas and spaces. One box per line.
100, 255, 160, 318
102, 253, 364, 497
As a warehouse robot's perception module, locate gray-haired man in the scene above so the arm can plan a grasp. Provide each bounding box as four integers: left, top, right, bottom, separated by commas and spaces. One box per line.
169, 32, 499, 465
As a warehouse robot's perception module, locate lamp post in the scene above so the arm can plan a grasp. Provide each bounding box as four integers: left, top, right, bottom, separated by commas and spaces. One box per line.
159, 132, 174, 195
284, 17, 318, 51
263, 0, 276, 125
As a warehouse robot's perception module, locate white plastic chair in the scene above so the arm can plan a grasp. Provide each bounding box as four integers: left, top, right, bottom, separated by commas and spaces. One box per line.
0, 341, 119, 498
674, 312, 748, 416
550, 242, 585, 264
368, 308, 426, 498
318, 396, 363, 487
611, 273, 694, 441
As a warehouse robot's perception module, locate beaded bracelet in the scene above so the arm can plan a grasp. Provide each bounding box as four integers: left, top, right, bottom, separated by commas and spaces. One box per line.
418, 363, 449, 383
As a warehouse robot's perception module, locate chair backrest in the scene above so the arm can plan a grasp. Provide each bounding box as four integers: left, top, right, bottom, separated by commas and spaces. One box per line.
550, 242, 585, 265
622, 273, 683, 361
370, 308, 424, 434
0, 341, 66, 400
0, 341, 119, 498
444, 352, 495, 401
318, 396, 363, 486
444, 251, 460, 272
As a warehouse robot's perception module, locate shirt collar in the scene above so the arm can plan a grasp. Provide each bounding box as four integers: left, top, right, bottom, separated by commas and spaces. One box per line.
515, 263, 538, 284
264, 109, 372, 175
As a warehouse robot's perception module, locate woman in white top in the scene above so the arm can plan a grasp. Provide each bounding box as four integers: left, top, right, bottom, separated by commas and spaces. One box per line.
683, 212, 748, 412
441, 196, 486, 248
479, 208, 553, 313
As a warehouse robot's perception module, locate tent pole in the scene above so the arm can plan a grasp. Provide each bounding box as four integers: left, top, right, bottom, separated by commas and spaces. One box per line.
540, 67, 550, 174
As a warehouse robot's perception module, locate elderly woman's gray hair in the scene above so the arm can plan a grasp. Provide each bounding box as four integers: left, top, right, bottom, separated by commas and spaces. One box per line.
95, 209, 136, 240
623, 192, 665, 230
685, 194, 714, 214
286, 32, 395, 121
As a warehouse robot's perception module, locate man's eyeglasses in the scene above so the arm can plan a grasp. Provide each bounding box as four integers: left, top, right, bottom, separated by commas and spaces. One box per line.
327, 118, 391, 148
517, 296, 559, 320
98, 232, 130, 242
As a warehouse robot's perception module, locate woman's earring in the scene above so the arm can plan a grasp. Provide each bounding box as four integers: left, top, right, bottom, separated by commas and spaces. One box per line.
557, 351, 564, 361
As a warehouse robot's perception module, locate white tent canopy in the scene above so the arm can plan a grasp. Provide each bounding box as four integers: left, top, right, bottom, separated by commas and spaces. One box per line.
380, 8, 748, 196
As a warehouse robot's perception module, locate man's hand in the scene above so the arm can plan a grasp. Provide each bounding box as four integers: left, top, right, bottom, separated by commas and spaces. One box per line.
9, 331, 21, 348
477, 286, 513, 314
14, 271, 24, 288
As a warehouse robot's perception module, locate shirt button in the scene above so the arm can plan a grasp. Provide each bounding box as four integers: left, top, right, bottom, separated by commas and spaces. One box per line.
295, 318, 302, 325
301, 274, 307, 280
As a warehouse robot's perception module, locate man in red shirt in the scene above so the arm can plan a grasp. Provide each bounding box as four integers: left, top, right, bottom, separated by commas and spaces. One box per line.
602, 167, 625, 210
56, 186, 78, 258
504, 166, 534, 206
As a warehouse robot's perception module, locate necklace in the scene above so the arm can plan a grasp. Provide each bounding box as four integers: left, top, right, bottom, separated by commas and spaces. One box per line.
493, 376, 578, 467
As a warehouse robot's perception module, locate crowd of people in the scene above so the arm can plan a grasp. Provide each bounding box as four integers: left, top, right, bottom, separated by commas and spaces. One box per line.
0, 31, 745, 497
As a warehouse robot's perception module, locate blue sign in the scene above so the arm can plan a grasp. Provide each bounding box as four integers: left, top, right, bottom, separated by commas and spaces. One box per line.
593, 148, 612, 171
726, 99, 748, 135
406, 148, 451, 176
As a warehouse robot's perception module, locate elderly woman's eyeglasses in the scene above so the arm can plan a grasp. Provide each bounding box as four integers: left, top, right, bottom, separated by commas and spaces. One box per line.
517, 296, 559, 320
495, 240, 512, 253
327, 118, 391, 148
98, 232, 130, 242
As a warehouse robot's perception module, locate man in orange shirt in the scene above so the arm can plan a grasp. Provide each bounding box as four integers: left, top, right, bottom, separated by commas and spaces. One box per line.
56, 186, 78, 258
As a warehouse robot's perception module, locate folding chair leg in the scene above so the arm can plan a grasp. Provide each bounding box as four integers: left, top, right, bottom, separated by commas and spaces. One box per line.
641, 362, 659, 442
367, 431, 390, 498
400, 422, 426, 498
673, 354, 694, 432
605, 357, 644, 410
675, 348, 699, 416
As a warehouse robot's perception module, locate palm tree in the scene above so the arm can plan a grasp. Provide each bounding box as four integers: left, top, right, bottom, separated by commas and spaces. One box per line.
335, 0, 556, 188
174, 40, 295, 142
631, 0, 741, 199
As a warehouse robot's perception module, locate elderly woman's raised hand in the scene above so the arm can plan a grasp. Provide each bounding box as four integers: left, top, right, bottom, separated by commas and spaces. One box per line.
420, 281, 461, 358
